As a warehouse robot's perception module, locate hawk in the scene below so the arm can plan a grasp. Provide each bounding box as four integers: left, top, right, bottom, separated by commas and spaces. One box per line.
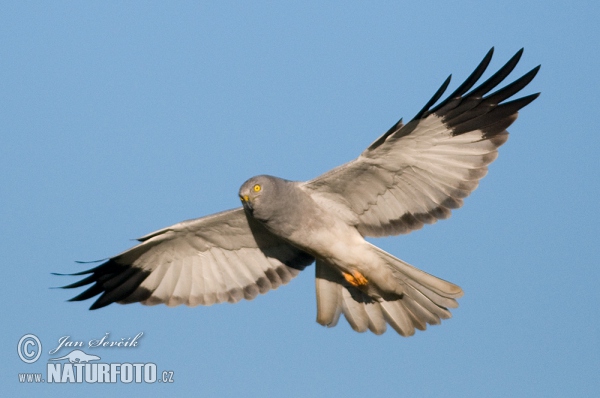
60, 48, 539, 336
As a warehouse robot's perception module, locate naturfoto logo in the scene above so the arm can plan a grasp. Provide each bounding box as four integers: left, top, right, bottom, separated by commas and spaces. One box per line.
17, 333, 174, 385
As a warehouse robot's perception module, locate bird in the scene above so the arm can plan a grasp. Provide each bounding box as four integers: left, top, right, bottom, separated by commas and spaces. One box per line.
58, 48, 539, 336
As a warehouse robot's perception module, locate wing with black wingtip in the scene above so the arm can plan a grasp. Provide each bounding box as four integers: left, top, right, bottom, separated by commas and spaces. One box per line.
60, 208, 314, 309
303, 48, 540, 237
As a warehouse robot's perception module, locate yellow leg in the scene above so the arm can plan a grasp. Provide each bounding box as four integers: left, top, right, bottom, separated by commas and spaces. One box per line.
342, 270, 368, 287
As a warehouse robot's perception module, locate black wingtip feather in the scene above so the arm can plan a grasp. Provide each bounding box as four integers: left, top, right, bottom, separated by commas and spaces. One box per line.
465, 48, 524, 99
413, 74, 452, 120
89, 299, 111, 310
382, 118, 404, 138
366, 118, 404, 151
56, 258, 151, 309
88, 269, 151, 310
430, 48, 495, 114
75, 259, 106, 264
403, 48, 539, 139
60, 274, 99, 289
56, 260, 116, 276
484, 65, 541, 105
500, 92, 541, 111
411, 48, 534, 124
450, 92, 540, 136
68, 284, 106, 302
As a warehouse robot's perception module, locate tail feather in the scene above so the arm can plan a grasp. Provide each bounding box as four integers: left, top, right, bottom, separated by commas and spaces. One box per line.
314, 247, 463, 336
340, 288, 370, 333
364, 302, 387, 335
402, 282, 453, 322
316, 260, 387, 335
404, 280, 460, 310
315, 262, 342, 327
370, 243, 463, 300
380, 300, 415, 336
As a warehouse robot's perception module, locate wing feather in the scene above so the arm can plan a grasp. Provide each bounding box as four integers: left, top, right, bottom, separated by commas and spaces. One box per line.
61, 208, 314, 309
169, 257, 191, 306
302, 49, 539, 237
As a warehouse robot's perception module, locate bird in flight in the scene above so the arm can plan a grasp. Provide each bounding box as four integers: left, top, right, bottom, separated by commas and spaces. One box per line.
59, 48, 539, 336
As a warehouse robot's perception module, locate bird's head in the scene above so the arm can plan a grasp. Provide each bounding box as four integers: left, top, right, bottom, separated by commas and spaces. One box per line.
239, 175, 278, 215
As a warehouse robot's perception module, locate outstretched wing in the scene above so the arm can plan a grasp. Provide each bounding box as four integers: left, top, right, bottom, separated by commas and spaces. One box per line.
302, 48, 540, 237
60, 208, 315, 309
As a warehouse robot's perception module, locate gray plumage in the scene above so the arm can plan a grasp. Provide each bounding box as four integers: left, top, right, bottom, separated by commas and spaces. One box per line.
60, 48, 539, 336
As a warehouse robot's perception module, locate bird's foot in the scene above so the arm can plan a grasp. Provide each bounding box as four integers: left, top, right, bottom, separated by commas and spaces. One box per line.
343, 270, 368, 287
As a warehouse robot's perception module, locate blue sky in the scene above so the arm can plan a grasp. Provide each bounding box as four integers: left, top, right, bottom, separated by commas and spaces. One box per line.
2, 1, 598, 397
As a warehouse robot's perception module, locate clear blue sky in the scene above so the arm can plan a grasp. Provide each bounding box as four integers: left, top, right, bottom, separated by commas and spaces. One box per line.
2, 1, 598, 397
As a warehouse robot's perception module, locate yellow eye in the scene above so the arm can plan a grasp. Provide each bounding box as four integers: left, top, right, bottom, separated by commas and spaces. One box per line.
253, 184, 261, 192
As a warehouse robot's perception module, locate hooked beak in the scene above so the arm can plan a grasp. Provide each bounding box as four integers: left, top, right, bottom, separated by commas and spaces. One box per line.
240, 194, 253, 211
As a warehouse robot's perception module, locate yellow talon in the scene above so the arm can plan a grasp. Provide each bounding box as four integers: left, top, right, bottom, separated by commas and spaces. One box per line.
343, 271, 368, 287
